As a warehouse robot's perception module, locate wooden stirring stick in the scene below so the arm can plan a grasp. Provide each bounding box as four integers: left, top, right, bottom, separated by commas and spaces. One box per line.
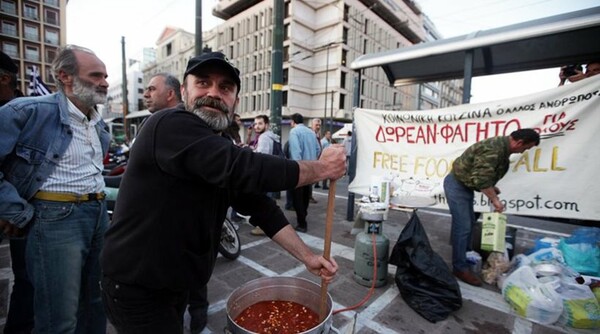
319, 180, 337, 322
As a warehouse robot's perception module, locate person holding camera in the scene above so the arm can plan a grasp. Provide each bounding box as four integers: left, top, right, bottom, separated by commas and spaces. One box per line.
245, 121, 259, 149
558, 61, 600, 86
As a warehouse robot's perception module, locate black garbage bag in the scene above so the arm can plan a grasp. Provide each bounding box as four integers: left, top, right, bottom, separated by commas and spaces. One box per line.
389, 212, 462, 323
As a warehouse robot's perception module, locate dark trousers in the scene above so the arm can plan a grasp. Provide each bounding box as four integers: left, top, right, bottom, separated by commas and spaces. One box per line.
292, 185, 312, 228
101, 276, 188, 334
187, 285, 208, 332
285, 189, 294, 210
4, 238, 34, 334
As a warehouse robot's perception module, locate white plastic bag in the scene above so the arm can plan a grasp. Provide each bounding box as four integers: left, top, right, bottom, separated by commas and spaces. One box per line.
556, 283, 600, 329
501, 265, 563, 325
527, 247, 565, 265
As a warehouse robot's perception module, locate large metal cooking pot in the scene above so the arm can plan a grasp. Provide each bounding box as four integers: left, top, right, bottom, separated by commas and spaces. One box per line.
226, 276, 333, 334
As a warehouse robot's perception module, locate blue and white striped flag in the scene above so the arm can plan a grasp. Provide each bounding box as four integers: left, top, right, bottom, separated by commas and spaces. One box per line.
28, 66, 52, 96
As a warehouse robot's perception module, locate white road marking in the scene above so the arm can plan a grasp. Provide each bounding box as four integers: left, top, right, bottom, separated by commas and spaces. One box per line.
236, 255, 278, 277
212, 230, 564, 334
513, 317, 533, 334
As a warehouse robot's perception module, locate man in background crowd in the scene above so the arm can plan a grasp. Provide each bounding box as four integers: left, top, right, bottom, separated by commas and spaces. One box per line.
249, 114, 282, 236
224, 113, 244, 146
318, 130, 332, 190
0, 51, 22, 106
288, 113, 321, 233
311, 118, 322, 148
130, 72, 183, 146
343, 131, 353, 175
142, 72, 209, 333
0, 49, 35, 334
309, 118, 322, 203
143, 72, 182, 113
253, 114, 280, 157
224, 113, 246, 225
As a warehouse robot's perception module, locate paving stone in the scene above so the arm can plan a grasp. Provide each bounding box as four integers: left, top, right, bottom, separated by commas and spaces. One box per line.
6, 181, 591, 333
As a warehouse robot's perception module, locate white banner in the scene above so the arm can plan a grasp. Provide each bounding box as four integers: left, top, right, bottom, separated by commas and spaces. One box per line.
349, 75, 600, 220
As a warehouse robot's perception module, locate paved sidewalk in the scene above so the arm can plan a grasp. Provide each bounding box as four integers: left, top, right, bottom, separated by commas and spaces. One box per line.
192, 182, 592, 334
0, 178, 594, 333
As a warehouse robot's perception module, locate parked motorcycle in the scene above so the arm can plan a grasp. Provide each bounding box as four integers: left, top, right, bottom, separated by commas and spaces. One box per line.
219, 218, 241, 260
103, 142, 129, 175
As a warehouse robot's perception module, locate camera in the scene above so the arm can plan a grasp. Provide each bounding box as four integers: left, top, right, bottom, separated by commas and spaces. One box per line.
563, 64, 582, 77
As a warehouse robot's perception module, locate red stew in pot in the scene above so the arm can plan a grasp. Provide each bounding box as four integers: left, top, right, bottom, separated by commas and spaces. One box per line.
234, 300, 320, 333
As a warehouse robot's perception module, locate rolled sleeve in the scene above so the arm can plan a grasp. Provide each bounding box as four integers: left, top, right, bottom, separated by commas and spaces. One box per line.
232, 193, 289, 237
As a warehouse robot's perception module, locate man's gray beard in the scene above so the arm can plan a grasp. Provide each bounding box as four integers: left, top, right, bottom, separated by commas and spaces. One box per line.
192, 108, 231, 131
72, 77, 107, 108
185, 96, 232, 131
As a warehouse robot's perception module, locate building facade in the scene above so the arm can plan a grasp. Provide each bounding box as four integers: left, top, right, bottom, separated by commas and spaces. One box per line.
105, 68, 144, 118
209, 0, 463, 129
0, 0, 66, 94
141, 26, 198, 86
141, 0, 464, 135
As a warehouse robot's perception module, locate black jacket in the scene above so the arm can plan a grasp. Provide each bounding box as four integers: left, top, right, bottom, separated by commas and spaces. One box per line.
101, 107, 298, 291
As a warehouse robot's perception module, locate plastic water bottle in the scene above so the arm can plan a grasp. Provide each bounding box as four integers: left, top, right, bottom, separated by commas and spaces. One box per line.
466, 251, 482, 274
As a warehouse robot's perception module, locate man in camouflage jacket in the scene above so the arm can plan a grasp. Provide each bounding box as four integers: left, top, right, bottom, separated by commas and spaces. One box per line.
444, 129, 540, 286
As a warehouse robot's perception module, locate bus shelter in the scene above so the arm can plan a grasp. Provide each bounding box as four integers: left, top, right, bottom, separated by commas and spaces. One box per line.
345, 6, 600, 220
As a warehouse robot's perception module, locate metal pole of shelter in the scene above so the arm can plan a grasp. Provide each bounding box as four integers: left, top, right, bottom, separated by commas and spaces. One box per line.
462, 50, 474, 103
346, 71, 361, 221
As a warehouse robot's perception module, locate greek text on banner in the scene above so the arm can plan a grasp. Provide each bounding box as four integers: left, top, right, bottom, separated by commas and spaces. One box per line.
349, 75, 600, 220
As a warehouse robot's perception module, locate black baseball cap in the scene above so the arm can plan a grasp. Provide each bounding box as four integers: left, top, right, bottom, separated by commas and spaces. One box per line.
0, 51, 18, 74
184, 52, 241, 89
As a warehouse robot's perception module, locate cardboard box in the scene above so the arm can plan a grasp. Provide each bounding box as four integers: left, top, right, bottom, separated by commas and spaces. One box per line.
481, 212, 507, 252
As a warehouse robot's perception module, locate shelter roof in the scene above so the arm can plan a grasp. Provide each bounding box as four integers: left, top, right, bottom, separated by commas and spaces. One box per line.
351, 7, 600, 85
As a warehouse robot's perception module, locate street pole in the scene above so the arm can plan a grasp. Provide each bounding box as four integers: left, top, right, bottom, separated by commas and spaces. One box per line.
330, 90, 334, 133
195, 0, 203, 55
270, 0, 284, 200
323, 45, 330, 130
270, 0, 284, 137
121, 36, 129, 143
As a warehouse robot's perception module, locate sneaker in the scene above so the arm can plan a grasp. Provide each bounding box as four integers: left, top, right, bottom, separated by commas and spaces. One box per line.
250, 226, 265, 236
453, 270, 482, 286
294, 225, 307, 233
